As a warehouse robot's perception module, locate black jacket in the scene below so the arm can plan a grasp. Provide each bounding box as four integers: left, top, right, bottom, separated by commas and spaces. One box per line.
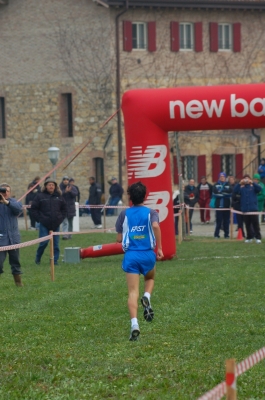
212, 181, 232, 208
89, 182, 102, 205
31, 189, 67, 231
184, 185, 199, 207
59, 182, 78, 218
109, 183, 123, 199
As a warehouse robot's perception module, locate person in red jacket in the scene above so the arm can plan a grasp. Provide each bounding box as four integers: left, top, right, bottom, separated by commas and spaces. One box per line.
197, 176, 213, 224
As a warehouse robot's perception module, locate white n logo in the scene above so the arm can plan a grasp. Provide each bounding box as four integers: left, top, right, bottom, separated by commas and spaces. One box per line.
128, 145, 167, 179
144, 191, 170, 223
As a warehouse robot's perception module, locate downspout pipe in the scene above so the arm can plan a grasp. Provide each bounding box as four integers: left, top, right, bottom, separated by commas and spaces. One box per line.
252, 129, 261, 162
115, 0, 129, 185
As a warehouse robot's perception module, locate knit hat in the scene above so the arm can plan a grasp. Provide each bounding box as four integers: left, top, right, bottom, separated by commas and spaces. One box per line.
218, 172, 227, 178
44, 178, 57, 186
253, 173, 260, 180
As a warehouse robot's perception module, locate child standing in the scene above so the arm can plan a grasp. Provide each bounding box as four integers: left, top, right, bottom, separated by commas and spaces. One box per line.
115, 181, 163, 341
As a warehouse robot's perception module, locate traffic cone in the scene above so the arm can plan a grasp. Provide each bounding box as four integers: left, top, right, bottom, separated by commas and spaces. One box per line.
237, 228, 243, 240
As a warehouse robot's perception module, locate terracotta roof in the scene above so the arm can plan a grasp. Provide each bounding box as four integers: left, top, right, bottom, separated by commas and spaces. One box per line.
103, 0, 265, 10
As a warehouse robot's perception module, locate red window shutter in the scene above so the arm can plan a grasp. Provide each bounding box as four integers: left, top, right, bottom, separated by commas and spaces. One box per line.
197, 155, 206, 182
148, 21, 156, 52
194, 22, 203, 52
233, 23, 241, 52
173, 156, 179, 184
235, 153, 243, 179
123, 21, 132, 52
170, 21, 179, 52
212, 154, 221, 183
209, 22, 218, 52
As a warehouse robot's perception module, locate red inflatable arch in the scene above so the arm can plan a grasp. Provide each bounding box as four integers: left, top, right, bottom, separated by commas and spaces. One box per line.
122, 83, 265, 259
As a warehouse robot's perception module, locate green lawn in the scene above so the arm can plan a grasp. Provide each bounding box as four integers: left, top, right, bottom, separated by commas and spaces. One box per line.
1, 232, 265, 399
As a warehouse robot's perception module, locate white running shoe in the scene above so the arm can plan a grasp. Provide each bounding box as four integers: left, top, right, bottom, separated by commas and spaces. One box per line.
256, 239, 262, 244
129, 324, 140, 341
95, 225, 102, 229
245, 239, 253, 243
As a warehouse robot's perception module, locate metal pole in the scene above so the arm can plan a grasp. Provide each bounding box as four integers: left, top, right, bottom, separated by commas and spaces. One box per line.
174, 132, 185, 239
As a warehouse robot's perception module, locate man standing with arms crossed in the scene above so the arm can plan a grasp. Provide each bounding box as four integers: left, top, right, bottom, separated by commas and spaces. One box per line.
115, 181, 163, 341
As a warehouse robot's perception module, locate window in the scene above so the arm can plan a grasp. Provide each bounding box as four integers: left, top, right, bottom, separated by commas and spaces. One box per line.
183, 156, 197, 181
218, 23, 232, 50
132, 22, 147, 50
60, 93, 73, 138
180, 23, 194, 50
123, 21, 156, 52
0, 97, 5, 139
94, 157, 104, 194
221, 154, 234, 176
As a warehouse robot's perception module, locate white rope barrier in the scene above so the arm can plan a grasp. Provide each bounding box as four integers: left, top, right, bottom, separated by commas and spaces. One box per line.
0, 235, 52, 252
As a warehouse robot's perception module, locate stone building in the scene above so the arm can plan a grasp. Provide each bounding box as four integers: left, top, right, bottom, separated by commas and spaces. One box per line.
0, 0, 265, 200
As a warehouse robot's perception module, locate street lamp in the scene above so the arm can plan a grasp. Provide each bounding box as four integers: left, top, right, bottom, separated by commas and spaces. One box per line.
48, 146, 60, 180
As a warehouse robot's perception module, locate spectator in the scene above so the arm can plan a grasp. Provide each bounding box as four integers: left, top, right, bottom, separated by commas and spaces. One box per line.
31, 177, 67, 265
253, 173, 265, 222
59, 176, 78, 240
25, 182, 39, 230
231, 180, 246, 238
197, 176, 212, 224
234, 174, 262, 243
88, 177, 102, 229
69, 178, 80, 203
115, 181, 163, 341
184, 179, 199, 233
106, 177, 124, 216
212, 172, 232, 239
173, 190, 180, 235
31, 176, 42, 192
0, 183, 23, 287
258, 158, 265, 185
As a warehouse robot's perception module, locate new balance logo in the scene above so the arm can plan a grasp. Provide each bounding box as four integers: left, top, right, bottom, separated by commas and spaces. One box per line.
128, 145, 167, 179
144, 191, 170, 223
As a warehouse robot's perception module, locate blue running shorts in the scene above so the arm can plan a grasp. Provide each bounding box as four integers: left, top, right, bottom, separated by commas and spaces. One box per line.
122, 250, 156, 276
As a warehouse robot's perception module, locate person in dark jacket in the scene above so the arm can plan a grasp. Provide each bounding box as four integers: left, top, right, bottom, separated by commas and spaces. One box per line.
88, 176, 102, 228
31, 177, 67, 265
184, 179, 199, 233
231, 180, 246, 238
106, 177, 124, 216
59, 176, 78, 240
25, 182, 39, 229
258, 158, 265, 184
212, 172, 232, 239
233, 174, 262, 243
69, 178, 80, 203
197, 176, 212, 224
0, 183, 23, 286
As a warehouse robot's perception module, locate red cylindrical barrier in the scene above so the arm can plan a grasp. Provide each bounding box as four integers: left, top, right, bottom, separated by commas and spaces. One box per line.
80, 242, 124, 259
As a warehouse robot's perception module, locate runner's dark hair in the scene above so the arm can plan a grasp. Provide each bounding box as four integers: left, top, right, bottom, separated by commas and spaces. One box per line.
127, 181, 146, 205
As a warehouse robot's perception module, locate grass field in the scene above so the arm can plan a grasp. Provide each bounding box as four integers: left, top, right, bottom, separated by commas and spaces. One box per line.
1, 232, 265, 399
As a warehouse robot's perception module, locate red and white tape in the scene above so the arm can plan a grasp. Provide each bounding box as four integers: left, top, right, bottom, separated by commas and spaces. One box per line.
198, 346, 265, 400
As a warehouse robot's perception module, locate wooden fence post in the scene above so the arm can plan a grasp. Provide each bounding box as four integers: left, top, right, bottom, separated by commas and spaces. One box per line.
226, 358, 237, 400
186, 207, 190, 235
103, 207, 106, 231
49, 231, 55, 282
178, 212, 182, 244
23, 208, 28, 231
230, 209, 233, 240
